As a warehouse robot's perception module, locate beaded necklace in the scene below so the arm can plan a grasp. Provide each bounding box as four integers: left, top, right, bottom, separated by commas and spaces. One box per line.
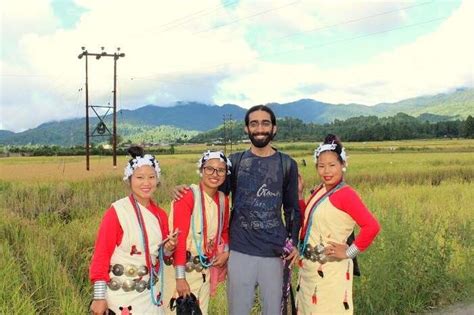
191, 184, 224, 268
298, 181, 345, 256
130, 195, 164, 306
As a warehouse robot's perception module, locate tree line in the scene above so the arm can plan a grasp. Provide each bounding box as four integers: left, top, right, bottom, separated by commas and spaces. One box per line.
190, 113, 474, 143
2, 113, 473, 156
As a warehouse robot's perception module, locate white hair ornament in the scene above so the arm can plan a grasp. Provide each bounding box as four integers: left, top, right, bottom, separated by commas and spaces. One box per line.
123, 154, 161, 181
314, 142, 347, 162
196, 150, 232, 175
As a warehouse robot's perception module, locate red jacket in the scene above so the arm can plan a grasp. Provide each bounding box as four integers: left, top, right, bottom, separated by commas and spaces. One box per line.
89, 196, 169, 282
299, 185, 380, 251
172, 189, 230, 266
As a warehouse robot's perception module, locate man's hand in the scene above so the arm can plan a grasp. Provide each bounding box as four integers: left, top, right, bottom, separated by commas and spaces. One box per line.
285, 247, 299, 268
212, 251, 230, 267
172, 185, 189, 200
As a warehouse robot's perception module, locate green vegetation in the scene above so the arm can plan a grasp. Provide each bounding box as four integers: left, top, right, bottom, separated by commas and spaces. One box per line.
118, 123, 199, 144
0, 121, 199, 147
192, 114, 474, 143
1, 87, 472, 147
0, 140, 473, 314
375, 88, 474, 119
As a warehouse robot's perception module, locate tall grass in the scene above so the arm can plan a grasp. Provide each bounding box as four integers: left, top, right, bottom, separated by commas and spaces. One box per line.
0, 141, 473, 314
353, 181, 473, 314
0, 209, 85, 313
0, 238, 36, 314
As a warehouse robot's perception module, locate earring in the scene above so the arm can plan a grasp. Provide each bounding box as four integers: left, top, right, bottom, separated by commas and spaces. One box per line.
342, 167, 347, 172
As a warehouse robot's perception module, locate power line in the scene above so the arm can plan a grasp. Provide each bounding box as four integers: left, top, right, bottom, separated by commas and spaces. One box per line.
133, 0, 239, 37
5, 1, 437, 81
269, 0, 434, 42
128, 15, 447, 85
0, 74, 65, 78
127, 2, 442, 81
269, 16, 447, 58
157, 1, 237, 29
193, 0, 300, 35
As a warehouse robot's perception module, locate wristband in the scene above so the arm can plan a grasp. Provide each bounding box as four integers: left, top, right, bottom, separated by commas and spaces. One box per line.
93, 280, 107, 300
175, 265, 186, 279
346, 244, 360, 259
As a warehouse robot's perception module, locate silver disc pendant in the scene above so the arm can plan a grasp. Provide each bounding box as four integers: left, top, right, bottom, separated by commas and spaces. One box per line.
185, 261, 195, 272
112, 264, 124, 276
108, 277, 122, 291
124, 264, 138, 277
136, 280, 147, 292
137, 265, 148, 277
122, 278, 136, 292
194, 264, 203, 272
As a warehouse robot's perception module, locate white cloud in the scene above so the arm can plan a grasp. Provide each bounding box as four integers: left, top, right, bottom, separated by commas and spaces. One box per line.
1, 0, 59, 64
1, 0, 472, 132
215, 0, 474, 106
317, 0, 474, 105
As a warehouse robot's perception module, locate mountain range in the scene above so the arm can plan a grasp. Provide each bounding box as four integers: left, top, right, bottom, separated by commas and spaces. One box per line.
1, 88, 472, 146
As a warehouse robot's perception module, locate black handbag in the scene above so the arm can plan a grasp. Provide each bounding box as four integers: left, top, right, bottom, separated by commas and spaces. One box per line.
170, 293, 203, 315
347, 231, 361, 276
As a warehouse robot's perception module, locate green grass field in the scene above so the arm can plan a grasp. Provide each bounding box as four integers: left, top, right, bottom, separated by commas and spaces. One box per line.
1, 139, 473, 314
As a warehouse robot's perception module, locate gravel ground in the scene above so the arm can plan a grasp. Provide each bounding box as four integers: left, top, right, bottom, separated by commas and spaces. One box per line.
423, 302, 474, 315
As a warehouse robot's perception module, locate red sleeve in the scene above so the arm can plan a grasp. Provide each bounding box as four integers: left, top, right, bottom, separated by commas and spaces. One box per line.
172, 190, 194, 266
89, 207, 123, 283
222, 195, 230, 245
329, 186, 381, 251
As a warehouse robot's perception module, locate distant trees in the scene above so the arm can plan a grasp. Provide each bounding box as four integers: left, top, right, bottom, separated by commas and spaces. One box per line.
463, 115, 474, 138
189, 113, 469, 143
1, 144, 177, 157
2, 114, 473, 156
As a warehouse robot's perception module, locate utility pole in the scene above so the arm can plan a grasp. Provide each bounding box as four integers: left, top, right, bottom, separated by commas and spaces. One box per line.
112, 49, 123, 168
222, 114, 233, 154
83, 49, 90, 170
222, 114, 227, 155
78, 47, 125, 170
228, 114, 233, 154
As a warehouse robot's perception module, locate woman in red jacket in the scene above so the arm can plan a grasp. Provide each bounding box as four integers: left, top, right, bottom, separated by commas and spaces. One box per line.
296, 135, 380, 315
89, 146, 177, 315
166, 150, 231, 315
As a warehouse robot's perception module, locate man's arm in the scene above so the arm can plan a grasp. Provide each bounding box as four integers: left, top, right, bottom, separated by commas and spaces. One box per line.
218, 173, 231, 196
219, 151, 241, 196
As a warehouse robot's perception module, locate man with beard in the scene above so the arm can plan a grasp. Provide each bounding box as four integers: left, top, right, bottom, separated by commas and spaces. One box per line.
172, 105, 300, 314
225, 105, 301, 315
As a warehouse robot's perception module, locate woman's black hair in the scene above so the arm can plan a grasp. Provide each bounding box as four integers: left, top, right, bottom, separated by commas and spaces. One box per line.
199, 151, 229, 171
127, 146, 144, 159
127, 145, 157, 168
321, 134, 345, 164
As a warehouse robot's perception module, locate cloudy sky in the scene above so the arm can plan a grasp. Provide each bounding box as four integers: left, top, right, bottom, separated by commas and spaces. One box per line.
1, 0, 473, 132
